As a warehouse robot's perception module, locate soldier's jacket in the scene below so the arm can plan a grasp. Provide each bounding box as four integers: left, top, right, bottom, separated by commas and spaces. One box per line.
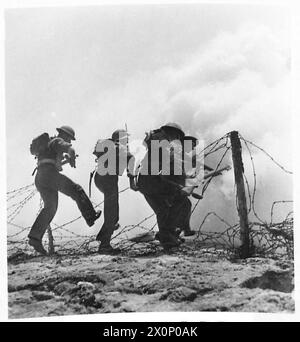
38, 137, 72, 172
138, 129, 186, 194
183, 152, 206, 187
94, 139, 135, 176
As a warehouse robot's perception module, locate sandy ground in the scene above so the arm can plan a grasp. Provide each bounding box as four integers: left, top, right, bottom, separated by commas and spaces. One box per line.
7, 239, 294, 319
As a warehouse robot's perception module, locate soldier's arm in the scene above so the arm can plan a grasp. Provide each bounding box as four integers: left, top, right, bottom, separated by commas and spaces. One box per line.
191, 155, 213, 172
169, 142, 186, 176
126, 152, 136, 174
48, 137, 72, 154
49, 138, 76, 167
66, 147, 76, 167
204, 164, 213, 171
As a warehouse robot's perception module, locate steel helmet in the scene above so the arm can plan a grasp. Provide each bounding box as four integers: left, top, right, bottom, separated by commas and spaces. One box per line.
160, 122, 185, 137
184, 135, 199, 144
111, 129, 130, 142
56, 125, 76, 140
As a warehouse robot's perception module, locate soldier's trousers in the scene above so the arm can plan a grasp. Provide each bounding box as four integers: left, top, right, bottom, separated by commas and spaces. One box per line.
176, 197, 192, 233
94, 173, 119, 245
29, 164, 97, 242
143, 193, 191, 247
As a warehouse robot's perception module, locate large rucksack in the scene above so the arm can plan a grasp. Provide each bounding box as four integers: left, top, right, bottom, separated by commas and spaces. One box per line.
93, 139, 111, 159
143, 128, 164, 149
30, 132, 50, 157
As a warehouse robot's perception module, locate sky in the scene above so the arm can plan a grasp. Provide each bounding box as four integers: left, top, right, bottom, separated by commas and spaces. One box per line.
5, 3, 293, 237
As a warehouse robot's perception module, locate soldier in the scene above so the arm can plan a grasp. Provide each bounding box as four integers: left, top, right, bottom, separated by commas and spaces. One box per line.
183, 135, 214, 186
176, 135, 213, 237
93, 129, 135, 255
28, 125, 101, 255
137, 122, 192, 251
178, 135, 230, 237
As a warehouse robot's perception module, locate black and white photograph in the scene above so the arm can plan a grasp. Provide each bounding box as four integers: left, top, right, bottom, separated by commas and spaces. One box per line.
2, 0, 298, 321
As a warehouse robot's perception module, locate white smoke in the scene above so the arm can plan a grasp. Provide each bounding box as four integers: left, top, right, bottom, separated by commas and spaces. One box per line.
8, 21, 292, 235
111, 23, 292, 227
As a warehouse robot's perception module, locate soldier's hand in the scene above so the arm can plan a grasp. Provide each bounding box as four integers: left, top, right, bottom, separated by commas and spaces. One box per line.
68, 147, 76, 158
63, 154, 76, 168
69, 157, 76, 168
67, 147, 77, 168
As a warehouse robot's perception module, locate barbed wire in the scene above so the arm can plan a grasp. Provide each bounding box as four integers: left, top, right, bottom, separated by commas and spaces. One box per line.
7, 183, 35, 196
6, 132, 293, 261
270, 200, 293, 224
239, 135, 268, 224
240, 137, 293, 175
7, 189, 38, 223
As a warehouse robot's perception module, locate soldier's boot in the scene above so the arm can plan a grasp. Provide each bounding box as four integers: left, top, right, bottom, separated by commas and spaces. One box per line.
155, 230, 184, 243
175, 228, 185, 242
98, 243, 121, 255
75, 186, 102, 227
184, 229, 196, 237
28, 237, 47, 256
85, 210, 102, 227
159, 231, 182, 251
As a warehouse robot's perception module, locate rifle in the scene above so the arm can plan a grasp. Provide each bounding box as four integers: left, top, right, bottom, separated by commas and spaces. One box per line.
159, 165, 231, 199
59, 153, 79, 168
32, 154, 79, 175
61, 153, 79, 166
202, 165, 231, 180
160, 177, 204, 199
55, 153, 79, 171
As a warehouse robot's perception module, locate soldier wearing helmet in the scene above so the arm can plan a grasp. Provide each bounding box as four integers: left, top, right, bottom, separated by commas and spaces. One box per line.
177, 135, 216, 237
92, 128, 135, 255
56, 125, 76, 141
111, 129, 129, 142
137, 122, 193, 251
160, 122, 185, 141
28, 125, 101, 255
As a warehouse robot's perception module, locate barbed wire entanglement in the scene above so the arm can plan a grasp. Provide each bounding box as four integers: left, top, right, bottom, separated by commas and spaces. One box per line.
7, 132, 293, 261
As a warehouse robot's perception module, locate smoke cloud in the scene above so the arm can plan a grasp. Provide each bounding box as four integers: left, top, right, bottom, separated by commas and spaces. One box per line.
6, 8, 292, 236
88, 23, 292, 229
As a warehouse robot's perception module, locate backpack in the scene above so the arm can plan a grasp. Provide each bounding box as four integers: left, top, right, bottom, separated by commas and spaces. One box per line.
30, 132, 50, 157
143, 129, 164, 149
93, 139, 111, 159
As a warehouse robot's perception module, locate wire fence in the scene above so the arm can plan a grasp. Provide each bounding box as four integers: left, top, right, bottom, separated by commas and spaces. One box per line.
7, 132, 293, 261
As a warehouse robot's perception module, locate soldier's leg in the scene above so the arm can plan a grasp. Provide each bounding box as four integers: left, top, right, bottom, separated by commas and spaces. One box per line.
28, 186, 58, 242
144, 194, 180, 248
169, 195, 193, 235
56, 173, 100, 226
94, 174, 119, 244
178, 197, 195, 236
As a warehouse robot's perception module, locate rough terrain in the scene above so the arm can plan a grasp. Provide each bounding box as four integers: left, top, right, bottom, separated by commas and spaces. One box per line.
7, 239, 294, 319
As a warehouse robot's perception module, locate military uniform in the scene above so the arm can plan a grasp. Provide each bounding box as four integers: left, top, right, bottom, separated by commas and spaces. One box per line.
29, 137, 99, 244
94, 137, 135, 249
137, 127, 192, 249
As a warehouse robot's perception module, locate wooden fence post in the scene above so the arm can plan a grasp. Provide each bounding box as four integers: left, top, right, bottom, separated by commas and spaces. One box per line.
47, 225, 55, 255
230, 131, 250, 258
